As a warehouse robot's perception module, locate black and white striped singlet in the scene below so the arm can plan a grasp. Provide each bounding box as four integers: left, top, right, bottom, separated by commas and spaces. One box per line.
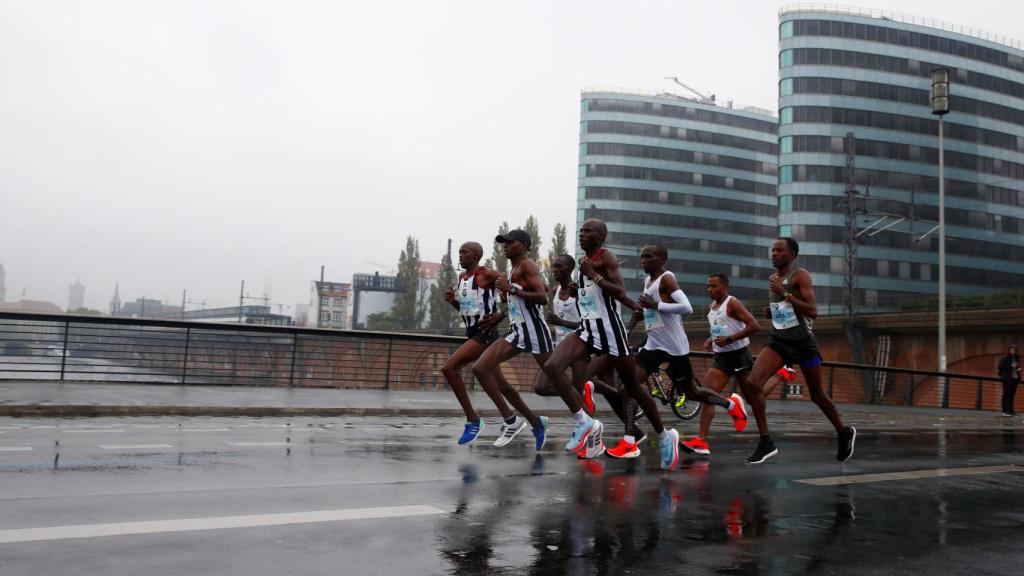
457, 269, 497, 333
504, 267, 553, 354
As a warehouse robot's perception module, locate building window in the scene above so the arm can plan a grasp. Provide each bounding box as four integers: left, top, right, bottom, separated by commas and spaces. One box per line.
780, 107, 792, 124
779, 165, 793, 183
578, 165, 586, 178
580, 121, 588, 134
579, 143, 587, 156
779, 225, 792, 238
581, 99, 589, 112
578, 187, 586, 200
780, 136, 793, 154
780, 49, 793, 68
779, 195, 792, 212
779, 78, 793, 96
780, 20, 793, 39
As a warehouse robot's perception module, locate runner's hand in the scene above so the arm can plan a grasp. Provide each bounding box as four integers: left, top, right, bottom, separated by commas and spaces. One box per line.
478, 313, 503, 333
443, 286, 456, 303
495, 275, 512, 293
763, 305, 772, 320
579, 257, 596, 279
768, 274, 785, 295
546, 312, 562, 327
703, 338, 713, 352
713, 336, 730, 347
638, 293, 659, 310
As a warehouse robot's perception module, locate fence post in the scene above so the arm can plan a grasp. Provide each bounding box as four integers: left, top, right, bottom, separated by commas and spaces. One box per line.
975, 378, 983, 410
288, 333, 298, 387
907, 373, 915, 406
942, 375, 950, 408
384, 339, 394, 390
181, 326, 191, 385
59, 320, 70, 382
828, 366, 835, 397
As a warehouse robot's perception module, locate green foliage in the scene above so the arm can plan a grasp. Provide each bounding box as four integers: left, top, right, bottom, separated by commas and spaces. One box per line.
69, 307, 104, 316
365, 311, 400, 331
428, 246, 460, 334
492, 221, 509, 274
391, 236, 426, 330
546, 222, 568, 288
524, 215, 541, 261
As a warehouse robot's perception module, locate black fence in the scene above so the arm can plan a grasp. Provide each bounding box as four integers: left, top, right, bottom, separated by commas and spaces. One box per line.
0, 312, 1010, 411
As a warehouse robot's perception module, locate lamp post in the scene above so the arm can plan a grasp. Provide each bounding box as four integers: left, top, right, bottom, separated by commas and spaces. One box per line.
931, 68, 950, 400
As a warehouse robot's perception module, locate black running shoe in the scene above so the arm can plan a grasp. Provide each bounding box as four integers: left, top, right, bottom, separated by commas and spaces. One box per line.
746, 437, 778, 464
837, 426, 856, 462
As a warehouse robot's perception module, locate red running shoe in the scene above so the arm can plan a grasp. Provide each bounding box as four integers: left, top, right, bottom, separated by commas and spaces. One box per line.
680, 436, 711, 456
727, 393, 748, 432
582, 380, 596, 415
606, 438, 641, 459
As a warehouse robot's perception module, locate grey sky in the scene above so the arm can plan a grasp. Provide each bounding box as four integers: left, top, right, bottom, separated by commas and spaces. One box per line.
1, 0, 1019, 312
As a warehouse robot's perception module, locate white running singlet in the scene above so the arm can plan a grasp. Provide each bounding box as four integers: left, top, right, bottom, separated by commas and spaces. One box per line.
707, 295, 750, 353
641, 271, 690, 356
551, 288, 579, 347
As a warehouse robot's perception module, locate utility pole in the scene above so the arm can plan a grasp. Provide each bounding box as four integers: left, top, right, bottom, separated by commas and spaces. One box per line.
239, 281, 245, 323
844, 132, 858, 320
931, 69, 950, 388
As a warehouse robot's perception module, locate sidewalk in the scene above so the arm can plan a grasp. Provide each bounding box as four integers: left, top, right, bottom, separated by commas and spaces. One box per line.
1, 381, 1022, 431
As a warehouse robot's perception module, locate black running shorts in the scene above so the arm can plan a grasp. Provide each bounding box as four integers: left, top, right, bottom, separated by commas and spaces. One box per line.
711, 347, 754, 375
636, 348, 694, 384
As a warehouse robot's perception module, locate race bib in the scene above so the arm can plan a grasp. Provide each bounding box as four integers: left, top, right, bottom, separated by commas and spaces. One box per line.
507, 285, 526, 325
710, 318, 728, 338
770, 301, 800, 330
577, 282, 602, 321
643, 307, 663, 331
457, 284, 480, 316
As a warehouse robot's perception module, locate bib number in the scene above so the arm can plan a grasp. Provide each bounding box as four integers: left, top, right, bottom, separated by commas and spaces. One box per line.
710, 318, 728, 338
770, 301, 799, 330
458, 285, 480, 316
643, 307, 663, 331
577, 283, 602, 321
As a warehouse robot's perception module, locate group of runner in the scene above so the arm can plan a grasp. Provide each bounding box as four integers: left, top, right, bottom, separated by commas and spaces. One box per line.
439, 218, 856, 468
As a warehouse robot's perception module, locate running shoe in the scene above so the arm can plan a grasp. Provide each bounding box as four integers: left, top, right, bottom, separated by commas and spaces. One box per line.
650, 386, 662, 399
837, 425, 857, 462
493, 417, 527, 447
660, 429, 680, 471
576, 420, 605, 459
674, 393, 687, 410
582, 381, 596, 415
606, 438, 641, 459
533, 415, 548, 451
746, 437, 778, 464
458, 418, 484, 445
726, 393, 748, 432
679, 436, 710, 456
565, 417, 601, 453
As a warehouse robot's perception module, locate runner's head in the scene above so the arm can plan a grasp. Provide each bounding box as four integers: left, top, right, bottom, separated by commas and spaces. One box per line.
639, 244, 667, 275
552, 254, 575, 285
771, 237, 799, 269
578, 219, 607, 253
707, 273, 729, 302
458, 241, 484, 270
495, 229, 531, 260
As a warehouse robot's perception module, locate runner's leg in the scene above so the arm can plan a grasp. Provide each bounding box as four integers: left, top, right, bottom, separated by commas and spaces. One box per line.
741, 347, 785, 436
802, 364, 844, 434
698, 367, 730, 440
441, 339, 487, 422
471, 339, 524, 420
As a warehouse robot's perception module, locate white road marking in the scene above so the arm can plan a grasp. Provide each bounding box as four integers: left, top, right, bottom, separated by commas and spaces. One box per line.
180, 428, 231, 432
0, 505, 446, 544
64, 429, 126, 434
100, 444, 173, 450
0, 447, 32, 452
228, 442, 291, 447
798, 464, 1024, 486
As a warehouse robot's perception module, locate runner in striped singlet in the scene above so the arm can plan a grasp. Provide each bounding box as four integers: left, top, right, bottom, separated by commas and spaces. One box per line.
471, 229, 551, 451
439, 241, 520, 446
679, 273, 760, 457
540, 219, 678, 469
740, 237, 856, 464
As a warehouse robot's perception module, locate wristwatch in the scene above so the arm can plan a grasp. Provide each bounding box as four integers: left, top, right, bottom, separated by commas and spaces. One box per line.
592, 274, 604, 285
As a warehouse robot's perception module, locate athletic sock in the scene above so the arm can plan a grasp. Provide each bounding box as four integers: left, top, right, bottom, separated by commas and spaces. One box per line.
504, 414, 518, 425
573, 409, 590, 424
624, 435, 636, 444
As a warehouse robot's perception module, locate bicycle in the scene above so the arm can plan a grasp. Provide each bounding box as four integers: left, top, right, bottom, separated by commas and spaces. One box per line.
645, 365, 702, 421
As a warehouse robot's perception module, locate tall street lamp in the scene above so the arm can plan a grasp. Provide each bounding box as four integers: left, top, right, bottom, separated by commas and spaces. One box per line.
931, 68, 950, 400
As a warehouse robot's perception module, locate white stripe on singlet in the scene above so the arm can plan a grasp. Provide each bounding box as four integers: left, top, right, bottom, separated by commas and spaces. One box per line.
457, 270, 497, 330
574, 263, 630, 357
504, 268, 553, 354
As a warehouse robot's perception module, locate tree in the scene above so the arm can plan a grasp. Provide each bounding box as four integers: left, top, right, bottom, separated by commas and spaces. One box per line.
391, 236, 426, 330
69, 307, 104, 316
524, 215, 542, 262
546, 222, 568, 288
492, 221, 510, 274
428, 245, 460, 334
366, 311, 400, 331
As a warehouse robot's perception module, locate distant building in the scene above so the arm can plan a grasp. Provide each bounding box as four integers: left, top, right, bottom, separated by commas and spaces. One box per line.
110, 283, 121, 316
172, 305, 292, 326
351, 272, 404, 329
119, 298, 182, 319
0, 299, 63, 314
311, 281, 352, 330
68, 279, 85, 312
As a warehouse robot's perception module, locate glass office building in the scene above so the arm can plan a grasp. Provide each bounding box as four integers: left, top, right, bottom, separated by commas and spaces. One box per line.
779, 7, 1024, 313
578, 90, 779, 301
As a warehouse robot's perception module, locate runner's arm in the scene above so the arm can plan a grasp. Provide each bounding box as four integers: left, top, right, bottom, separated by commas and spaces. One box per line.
655, 272, 693, 315
725, 297, 760, 343
786, 269, 818, 319
517, 260, 550, 305
593, 251, 640, 311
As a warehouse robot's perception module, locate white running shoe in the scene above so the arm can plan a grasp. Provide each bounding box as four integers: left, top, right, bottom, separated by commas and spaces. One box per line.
577, 420, 605, 459
494, 417, 527, 447
565, 417, 602, 453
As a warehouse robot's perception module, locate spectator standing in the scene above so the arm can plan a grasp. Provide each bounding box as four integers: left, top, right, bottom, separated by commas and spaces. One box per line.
997, 346, 1021, 416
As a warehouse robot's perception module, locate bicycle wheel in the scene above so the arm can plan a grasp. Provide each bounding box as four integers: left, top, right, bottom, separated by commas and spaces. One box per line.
669, 374, 702, 420
647, 372, 670, 405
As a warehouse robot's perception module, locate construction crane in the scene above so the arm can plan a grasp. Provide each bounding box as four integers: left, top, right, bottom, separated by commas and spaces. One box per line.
665, 77, 716, 104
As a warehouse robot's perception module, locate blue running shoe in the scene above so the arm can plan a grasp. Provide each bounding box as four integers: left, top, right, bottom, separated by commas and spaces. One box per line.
565, 418, 601, 453
660, 429, 680, 471
533, 415, 548, 451
458, 419, 484, 445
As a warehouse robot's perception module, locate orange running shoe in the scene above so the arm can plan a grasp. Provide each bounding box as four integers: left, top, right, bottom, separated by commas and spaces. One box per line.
606, 438, 641, 459
680, 436, 711, 456
726, 393, 748, 432
582, 380, 596, 415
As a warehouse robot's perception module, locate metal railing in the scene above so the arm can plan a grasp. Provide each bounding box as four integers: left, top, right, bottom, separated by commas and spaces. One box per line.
779, 4, 1024, 51
0, 312, 1010, 412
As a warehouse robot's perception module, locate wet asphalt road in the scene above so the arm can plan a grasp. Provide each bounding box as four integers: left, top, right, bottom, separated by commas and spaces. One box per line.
1, 415, 1024, 576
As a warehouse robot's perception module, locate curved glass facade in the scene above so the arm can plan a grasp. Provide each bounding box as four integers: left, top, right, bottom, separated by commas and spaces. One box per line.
578, 91, 778, 301
779, 9, 1024, 312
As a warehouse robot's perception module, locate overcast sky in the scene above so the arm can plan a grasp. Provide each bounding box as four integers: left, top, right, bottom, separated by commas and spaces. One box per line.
1, 0, 1019, 313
